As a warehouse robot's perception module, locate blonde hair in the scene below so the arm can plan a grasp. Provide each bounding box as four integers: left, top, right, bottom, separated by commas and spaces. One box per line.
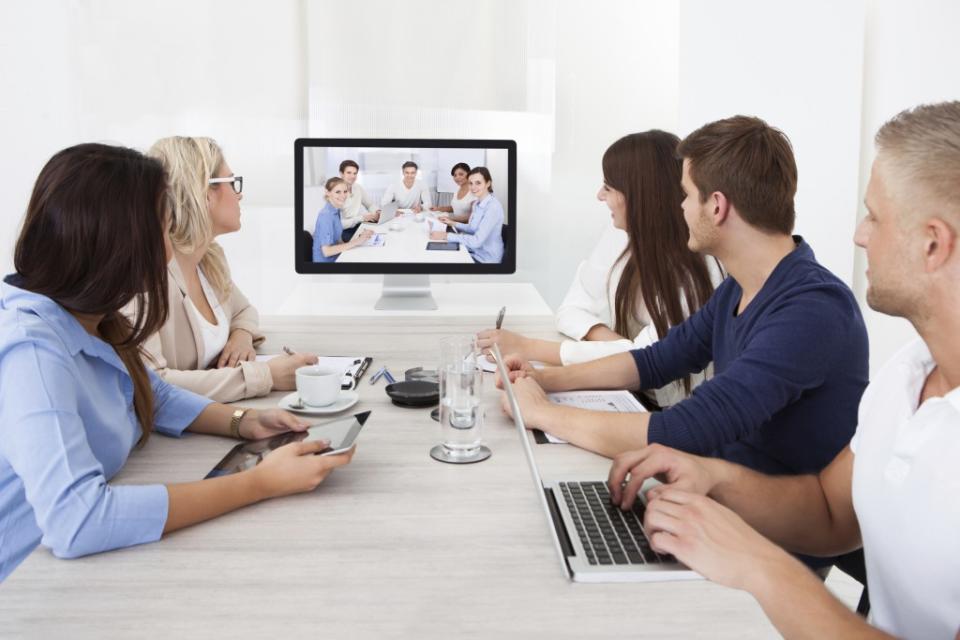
876, 101, 960, 219
148, 136, 232, 299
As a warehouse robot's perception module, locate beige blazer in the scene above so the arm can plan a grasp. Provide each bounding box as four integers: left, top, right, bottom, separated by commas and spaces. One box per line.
134, 259, 273, 402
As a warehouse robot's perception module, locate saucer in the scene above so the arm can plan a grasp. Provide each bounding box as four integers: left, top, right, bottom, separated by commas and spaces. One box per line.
279, 390, 359, 415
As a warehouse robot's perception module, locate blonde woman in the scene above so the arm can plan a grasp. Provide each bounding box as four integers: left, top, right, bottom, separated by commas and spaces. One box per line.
140, 136, 317, 402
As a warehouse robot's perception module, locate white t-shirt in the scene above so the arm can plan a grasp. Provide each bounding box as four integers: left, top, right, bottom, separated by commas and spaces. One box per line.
380, 179, 432, 209
850, 337, 960, 639
450, 187, 477, 219
184, 268, 230, 369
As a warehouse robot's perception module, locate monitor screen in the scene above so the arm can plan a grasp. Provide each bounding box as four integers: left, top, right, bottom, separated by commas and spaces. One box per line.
295, 138, 516, 274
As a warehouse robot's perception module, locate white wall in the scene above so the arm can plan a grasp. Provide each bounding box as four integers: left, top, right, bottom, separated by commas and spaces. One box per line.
678, 0, 866, 287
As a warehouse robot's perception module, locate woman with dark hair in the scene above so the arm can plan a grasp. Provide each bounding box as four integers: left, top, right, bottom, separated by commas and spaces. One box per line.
432, 166, 505, 264
430, 162, 476, 223
478, 131, 720, 406
0, 143, 354, 582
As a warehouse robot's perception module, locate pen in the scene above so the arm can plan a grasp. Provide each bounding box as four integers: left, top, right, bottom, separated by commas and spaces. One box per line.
496, 306, 506, 330
355, 357, 371, 382
283, 346, 294, 355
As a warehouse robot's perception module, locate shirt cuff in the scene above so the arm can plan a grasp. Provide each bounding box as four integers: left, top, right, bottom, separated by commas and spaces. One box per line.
153, 390, 213, 438
240, 360, 274, 398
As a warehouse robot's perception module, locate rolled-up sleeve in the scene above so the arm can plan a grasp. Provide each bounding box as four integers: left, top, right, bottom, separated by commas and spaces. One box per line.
149, 368, 213, 437
0, 341, 170, 559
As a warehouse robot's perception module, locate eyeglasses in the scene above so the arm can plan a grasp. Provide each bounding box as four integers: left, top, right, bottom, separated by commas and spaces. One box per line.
208, 175, 243, 194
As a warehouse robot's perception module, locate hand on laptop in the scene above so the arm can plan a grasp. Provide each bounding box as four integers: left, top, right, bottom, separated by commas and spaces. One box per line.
607, 444, 716, 510
642, 488, 797, 593
499, 376, 551, 428
362, 210, 380, 223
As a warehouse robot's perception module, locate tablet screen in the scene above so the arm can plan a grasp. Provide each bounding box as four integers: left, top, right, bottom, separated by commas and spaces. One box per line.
205, 411, 370, 478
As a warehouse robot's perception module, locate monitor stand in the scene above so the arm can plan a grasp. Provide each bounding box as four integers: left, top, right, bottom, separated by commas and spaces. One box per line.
374, 274, 438, 311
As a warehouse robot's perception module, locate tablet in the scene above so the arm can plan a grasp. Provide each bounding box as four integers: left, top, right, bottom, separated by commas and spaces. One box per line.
205, 411, 370, 478
426, 241, 460, 251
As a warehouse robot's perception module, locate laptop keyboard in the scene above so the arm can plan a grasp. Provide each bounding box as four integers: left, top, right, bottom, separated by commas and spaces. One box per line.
559, 481, 673, 566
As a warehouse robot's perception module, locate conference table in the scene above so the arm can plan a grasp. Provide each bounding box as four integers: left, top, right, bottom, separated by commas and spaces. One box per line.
337, 212, 474, 263
0, 316, 781, 638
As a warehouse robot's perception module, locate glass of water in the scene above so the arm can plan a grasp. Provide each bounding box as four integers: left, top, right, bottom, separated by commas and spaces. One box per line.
430, 336, 491, 464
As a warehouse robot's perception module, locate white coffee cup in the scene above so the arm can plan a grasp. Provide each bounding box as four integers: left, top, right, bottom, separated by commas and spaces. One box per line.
295, 365, 342, 407
414, 212, 425, 222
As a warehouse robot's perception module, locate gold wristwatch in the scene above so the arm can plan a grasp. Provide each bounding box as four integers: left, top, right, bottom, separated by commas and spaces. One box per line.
229, 408, 248, 439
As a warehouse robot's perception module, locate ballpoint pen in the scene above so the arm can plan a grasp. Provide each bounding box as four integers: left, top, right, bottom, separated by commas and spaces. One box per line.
282, 346, 294, 355
496, 306, 506, 330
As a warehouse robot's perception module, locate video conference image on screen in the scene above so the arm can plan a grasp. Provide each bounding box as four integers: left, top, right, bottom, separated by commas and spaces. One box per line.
301, 145, 511, 266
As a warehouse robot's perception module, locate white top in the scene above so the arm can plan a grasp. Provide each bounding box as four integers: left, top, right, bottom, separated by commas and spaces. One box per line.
555, 225, 720, 407
381, 179, 432, 209
184, 268, 230, 369
341, 182, 377, 229
450, 187, 477, 219
849, 338, 960, 639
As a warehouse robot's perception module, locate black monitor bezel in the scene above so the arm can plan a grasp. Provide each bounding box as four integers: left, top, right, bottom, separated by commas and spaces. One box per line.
294, 138, 517, 275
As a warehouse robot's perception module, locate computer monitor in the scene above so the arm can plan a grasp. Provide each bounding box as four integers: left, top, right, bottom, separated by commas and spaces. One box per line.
294, 138, 516, 310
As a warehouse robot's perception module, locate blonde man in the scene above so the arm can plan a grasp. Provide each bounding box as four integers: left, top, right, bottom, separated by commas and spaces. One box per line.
607, 102, 960, 638
136, 137, 317, 402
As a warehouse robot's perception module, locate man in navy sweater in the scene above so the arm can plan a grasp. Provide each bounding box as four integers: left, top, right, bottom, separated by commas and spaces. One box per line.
499, 115, 868, 477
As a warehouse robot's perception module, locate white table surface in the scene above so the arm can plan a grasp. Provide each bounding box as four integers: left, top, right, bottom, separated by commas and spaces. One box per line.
338, 212, 473, 264
0, 315, 783, 639
278, 282, 553, 316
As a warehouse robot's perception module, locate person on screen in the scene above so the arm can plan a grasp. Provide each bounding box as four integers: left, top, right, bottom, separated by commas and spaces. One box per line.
431, 167, 504, 264
133, 136, 318, 403
0, 143, 354, 583
338, 159, 380, 242
477, 131, 720, 408
430, 162, 476, 223
313, 177, 373, 263
380, 161, 432, 213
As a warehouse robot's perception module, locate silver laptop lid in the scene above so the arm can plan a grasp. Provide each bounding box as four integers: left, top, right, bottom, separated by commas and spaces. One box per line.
490, 345, 570, 576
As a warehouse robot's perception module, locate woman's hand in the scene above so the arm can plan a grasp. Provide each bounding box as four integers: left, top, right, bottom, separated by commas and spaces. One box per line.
217, 329, 257, 368
429, 231, 448, 241
437, 214, 452, 226
477, 328, 528, 359
250, 440, 356, 499
350, 229, 374, 247
267, 352, 320, 391
238, 408, 309, 440
493, 354, 537, 389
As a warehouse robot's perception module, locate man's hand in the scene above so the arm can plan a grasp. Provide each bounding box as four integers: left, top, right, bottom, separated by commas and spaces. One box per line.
493, 354, 537, 389
499, 376, 551, 428
643, 489, 793, 592
608, 444, 716, 510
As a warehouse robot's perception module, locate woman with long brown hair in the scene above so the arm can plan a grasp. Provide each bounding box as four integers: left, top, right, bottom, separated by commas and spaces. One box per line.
0, 143, 353, 582
478, 131, 720, 406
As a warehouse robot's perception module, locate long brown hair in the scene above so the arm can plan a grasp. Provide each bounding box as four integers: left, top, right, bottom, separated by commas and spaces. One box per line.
603, 131, 716, 393
14, 143, 171, 444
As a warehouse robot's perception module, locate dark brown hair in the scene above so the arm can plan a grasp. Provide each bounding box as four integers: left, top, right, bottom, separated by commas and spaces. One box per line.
14, 143, 170, 444
468, 166, 493, 193
603, 131, 716, 394
451, 162, 471, 176
402, 161, 418, 171
677, 115, 797, 234
339, 159, 359, 173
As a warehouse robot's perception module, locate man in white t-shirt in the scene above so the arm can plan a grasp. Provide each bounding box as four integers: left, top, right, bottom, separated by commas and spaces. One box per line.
380, 161, 431, 213
605, 101, 960, 639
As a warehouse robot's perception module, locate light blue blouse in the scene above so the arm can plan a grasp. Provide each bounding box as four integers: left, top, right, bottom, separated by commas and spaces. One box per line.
312, 202, 344, 263
0, 276, 212, 582
448, 194, 504, 264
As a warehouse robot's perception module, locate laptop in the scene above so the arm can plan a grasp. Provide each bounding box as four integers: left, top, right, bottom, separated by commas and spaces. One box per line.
375, 202, 399, 225
491, 344, 701, 583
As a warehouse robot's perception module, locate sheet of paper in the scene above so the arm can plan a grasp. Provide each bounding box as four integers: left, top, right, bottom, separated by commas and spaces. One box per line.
542, 390, 647, 444
362, 233, 385, 247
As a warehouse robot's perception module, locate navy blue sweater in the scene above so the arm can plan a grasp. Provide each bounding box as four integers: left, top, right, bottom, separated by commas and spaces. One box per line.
633, 239, 868, 475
